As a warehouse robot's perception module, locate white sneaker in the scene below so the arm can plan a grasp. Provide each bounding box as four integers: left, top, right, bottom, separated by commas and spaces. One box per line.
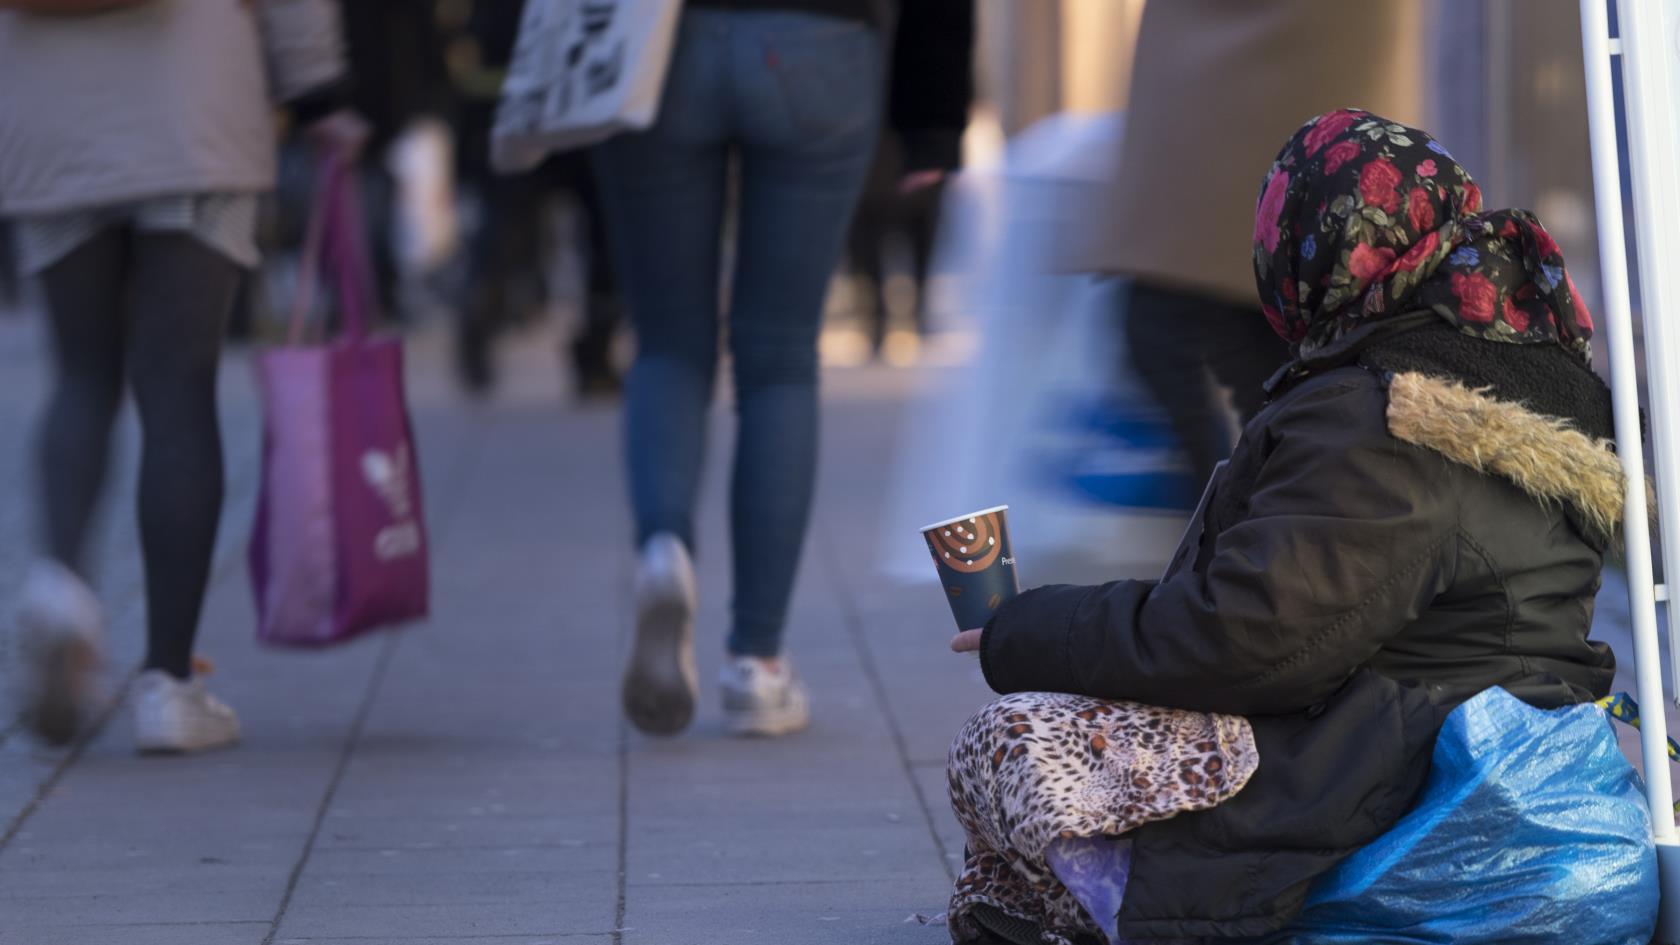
11, 560, 105, 746
720, 656, 810, 737
622, 533, 699, 735
133, 669, 240, 754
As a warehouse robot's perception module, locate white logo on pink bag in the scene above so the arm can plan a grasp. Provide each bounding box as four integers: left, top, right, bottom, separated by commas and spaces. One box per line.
362, 446, 422, 561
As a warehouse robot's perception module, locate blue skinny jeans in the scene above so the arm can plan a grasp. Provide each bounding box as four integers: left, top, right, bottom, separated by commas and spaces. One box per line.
593, 9, 882, 656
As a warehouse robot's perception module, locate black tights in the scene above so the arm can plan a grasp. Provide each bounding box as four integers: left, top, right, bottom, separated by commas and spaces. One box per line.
36, 229, 238, 680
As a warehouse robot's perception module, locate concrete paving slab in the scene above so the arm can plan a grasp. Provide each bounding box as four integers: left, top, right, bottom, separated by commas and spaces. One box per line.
625, 820, 944, 887
272, 928, 614, 934
0, 888, 275, 928
282, 868, 606, 907
0, 920, 270, 945
274, 898, 617, 941
315, 815, 616, 854
0, 862, 279, 899
302, 844, 614, 878
619, 879, 953, 945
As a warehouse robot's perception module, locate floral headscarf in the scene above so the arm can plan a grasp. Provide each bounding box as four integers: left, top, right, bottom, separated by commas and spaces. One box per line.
1253, 109, 1594, 364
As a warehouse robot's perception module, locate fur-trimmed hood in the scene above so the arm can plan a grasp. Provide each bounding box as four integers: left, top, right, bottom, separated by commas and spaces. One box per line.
1385, 371, 1625, 544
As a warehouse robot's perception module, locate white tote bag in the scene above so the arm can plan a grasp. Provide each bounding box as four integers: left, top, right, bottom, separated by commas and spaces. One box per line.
491, 0, 682, 173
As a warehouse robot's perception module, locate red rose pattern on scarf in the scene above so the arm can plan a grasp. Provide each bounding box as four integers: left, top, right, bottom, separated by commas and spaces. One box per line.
1252, 109, 1594, 363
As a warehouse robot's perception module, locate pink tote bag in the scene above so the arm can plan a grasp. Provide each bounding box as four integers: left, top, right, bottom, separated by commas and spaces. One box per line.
249, 159, 430, 647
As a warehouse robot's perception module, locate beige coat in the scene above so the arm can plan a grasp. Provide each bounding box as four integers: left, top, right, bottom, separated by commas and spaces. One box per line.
1064, 0, 1424, 305
0, 0, 344, 216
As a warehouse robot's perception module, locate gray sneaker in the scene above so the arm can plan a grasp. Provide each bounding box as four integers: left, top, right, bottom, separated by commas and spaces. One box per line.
11, 560, 105, 746
622, 533, 699, 735
719, 655, 810, 737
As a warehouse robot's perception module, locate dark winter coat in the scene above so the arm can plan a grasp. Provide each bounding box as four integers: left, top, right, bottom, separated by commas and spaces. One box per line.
979, 364, 1620, 939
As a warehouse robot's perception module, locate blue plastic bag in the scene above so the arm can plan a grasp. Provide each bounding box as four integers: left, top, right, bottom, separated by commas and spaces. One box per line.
1260, 687, 1657, 945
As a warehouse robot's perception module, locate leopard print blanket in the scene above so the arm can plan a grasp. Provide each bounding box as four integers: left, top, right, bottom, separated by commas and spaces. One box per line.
947, 693, 1259, 944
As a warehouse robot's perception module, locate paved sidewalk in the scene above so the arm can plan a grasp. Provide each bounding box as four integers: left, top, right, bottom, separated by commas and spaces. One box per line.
0, 305, 1671, 945
0, 313, 989, 945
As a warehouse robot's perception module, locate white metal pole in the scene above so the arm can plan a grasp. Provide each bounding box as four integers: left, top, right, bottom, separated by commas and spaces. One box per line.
1620, 0, 1680, 703
1582, 0, 1678, 840
1583, 4, 1680, 938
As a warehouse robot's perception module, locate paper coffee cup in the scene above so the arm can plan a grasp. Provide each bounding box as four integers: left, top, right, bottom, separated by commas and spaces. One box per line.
919, 505, 1020, 630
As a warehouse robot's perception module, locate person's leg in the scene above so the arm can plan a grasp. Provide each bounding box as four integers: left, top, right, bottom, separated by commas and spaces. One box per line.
593, 10, 731, 736
725, 12, 881, 659
35, 228, 130, 569
1122, 281, 1232, 490
948, 692, 1256, 945
560, 152, 623, 395
850, 210, 891, 356
905, 179, 945, 336
124, 233, 240, 680
849, 142, 896, 355
361, 166, 403, 323
1203, 300, 1291, 424
17, 228, 129, 743
591, 16, 730, 553
459, 165, 543, 391
568, 156, 616, 303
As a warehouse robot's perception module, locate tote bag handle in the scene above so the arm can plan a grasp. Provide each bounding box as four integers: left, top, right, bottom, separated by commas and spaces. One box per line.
286, 155, 381, 344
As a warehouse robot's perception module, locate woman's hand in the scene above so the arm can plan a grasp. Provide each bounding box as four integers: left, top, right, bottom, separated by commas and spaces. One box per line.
950, 628, 983, 653
899, 169, 947, 196
306, 109, 372, 164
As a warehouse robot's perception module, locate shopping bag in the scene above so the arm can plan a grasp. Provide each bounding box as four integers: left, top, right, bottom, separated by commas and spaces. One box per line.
249, 159, 430, 647
1257, 687, 1657, 945
490, 0, 682, 173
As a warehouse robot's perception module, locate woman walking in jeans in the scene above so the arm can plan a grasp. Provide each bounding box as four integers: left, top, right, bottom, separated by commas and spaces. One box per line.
0, 0, 360, 752
599, 0, 972, 736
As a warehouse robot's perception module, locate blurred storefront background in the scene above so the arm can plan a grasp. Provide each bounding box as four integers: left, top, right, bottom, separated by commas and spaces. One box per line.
974, 0, 1603, 299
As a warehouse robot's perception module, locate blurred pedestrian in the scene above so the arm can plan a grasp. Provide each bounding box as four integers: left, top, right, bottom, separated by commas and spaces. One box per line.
604, 0, 973, 737
847, 137, 950, 360
459, 150, 624, 397
450, 0, 624, 398
847, 0, 974, 361
1070, 0, 1423, 489
0, 0, 360, 752
340, 0, 453, 323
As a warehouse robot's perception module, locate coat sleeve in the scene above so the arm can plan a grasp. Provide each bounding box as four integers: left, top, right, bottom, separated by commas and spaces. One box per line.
888, 0, 974, 172
256, 0, 350, 117
979, 380, 1459, 716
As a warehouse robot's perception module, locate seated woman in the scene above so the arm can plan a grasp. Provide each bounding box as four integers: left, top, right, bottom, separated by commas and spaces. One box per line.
946, 109, 1620, 945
